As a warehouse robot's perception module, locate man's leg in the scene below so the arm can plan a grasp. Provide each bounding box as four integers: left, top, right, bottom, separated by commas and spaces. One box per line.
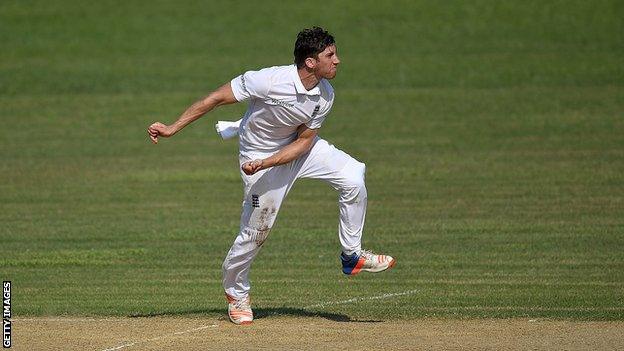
222, 157, 301, 324
293, 139, 366, 253
222, 160, 297, 299
294, 139, 395, 275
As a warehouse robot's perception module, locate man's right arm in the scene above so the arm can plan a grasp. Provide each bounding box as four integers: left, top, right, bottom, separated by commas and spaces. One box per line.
147, 82, 238, 144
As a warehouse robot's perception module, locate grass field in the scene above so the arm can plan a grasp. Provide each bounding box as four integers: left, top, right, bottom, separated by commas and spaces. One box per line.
1, 0, 623, 326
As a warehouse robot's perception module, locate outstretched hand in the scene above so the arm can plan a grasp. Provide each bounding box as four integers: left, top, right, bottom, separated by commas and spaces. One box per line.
242, 160, 264, 175
147, 122, 174, 144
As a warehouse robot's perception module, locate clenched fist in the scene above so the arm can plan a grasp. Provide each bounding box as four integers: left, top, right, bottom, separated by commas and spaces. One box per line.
147, 122, 174, 144
242, 159, 264, 175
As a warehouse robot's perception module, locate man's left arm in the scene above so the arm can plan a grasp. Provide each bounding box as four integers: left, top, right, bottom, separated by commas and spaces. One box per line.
242, 125, 317, 175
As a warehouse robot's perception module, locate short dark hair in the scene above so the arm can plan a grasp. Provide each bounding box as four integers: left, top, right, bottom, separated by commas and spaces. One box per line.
294, 27, 335, 69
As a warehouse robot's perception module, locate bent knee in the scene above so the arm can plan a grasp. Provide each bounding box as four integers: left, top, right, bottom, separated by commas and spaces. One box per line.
342, 161, 366, 189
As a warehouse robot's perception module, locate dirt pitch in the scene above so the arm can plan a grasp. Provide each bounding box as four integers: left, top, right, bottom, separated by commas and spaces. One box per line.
12, 316, 624, 350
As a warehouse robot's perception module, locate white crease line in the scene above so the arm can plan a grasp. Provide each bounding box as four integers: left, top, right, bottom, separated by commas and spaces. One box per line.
304, 289, 419, 309
101, 324, 216, 351
103, 341, 136, 351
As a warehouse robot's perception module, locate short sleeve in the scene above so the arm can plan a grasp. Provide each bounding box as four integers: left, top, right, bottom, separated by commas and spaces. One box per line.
230, 68, 273, 102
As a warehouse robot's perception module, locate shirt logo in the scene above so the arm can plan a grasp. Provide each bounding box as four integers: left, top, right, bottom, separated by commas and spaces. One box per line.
241, 75, 248, 94
269, 98, 295, 108
311, 105, 320, 118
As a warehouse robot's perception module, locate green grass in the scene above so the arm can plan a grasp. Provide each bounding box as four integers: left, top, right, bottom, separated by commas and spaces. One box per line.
1, 0, 623, 320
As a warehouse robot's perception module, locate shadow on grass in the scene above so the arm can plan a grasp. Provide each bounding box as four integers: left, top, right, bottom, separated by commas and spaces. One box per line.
129, 307, 382, 323
254, 307, 382, 323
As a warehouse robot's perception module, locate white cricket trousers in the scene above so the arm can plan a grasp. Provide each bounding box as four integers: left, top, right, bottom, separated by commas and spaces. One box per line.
222, 138, 366, 298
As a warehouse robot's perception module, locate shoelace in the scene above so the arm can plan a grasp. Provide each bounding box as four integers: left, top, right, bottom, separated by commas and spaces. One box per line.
359, 249, 378, 259
233, 297, 251, 310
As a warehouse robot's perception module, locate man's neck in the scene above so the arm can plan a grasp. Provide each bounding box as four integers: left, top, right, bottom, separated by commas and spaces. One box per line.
297, 67, 320, 90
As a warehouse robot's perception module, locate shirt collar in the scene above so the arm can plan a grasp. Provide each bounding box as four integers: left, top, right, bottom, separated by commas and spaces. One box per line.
291, 64, 321, 96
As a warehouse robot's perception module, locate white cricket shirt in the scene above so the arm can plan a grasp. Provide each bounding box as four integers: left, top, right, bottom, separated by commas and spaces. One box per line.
230, 64, 334, 157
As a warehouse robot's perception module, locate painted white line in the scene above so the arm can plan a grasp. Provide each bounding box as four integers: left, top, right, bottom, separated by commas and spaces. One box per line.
100, 324, 216, 351
304, 289, 419, 309
102, 341, 136, 351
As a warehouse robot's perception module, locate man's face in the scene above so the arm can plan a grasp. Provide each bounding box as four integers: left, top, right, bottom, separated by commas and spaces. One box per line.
312, 44, 340, 79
